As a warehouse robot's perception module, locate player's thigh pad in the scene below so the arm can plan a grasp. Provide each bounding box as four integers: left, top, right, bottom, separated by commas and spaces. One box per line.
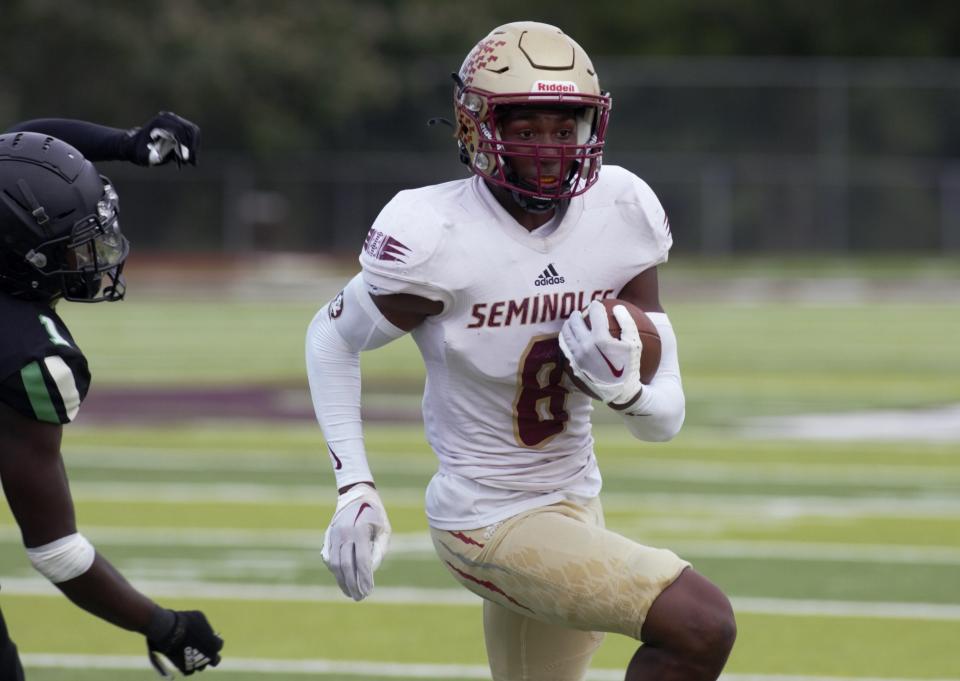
430, 498, 689, 640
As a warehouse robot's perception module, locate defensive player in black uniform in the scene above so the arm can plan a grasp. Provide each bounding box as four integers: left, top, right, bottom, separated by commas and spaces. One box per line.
0, 115, 222, 678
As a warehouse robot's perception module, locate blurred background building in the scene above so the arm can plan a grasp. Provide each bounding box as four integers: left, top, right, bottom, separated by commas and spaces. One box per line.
4, 0, 960, 257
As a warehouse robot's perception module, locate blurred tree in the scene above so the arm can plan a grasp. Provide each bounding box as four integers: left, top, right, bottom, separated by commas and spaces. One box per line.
3, 0, 956, 253
2, 0, 958, 157
1, 0, 488, 155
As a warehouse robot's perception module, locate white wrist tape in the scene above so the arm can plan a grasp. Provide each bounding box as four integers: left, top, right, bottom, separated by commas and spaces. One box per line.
306, 273, 406, 489
26, 532, 96, 583
620, 312, 686, 442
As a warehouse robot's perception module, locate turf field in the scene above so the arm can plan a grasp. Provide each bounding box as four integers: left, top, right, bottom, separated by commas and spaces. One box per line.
1, 258, 958, 680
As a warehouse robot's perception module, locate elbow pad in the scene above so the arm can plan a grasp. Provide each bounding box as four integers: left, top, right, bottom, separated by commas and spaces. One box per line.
305, 274, 405, 488
620, 312, 686, 442
26, 532, 95, 583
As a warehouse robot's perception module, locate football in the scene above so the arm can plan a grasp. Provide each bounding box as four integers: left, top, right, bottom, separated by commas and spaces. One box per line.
561, 298, 662, 399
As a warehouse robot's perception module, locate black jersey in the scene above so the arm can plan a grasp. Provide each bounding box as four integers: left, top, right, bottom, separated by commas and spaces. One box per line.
0, 293, 90, 424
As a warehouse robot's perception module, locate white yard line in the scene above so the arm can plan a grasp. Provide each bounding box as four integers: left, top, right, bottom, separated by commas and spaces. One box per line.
0, 525, 327, 547
1, 577, 480, 605
63, 449, 328, 472
744, 404, 960, 442
603, 462, 960, 487
64, 447, 960, 487
663, 539, 960, 565
4, 578, 960, 620
18, 653, 960, 681
731, 597, 960, 620
3, 527, 959, 566
62, 482, 960, 517
66, 481, 429, 505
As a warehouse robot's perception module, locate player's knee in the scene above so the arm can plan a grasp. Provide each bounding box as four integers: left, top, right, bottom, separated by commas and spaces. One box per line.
641, 570, 736, 670
678, 593, 736, 667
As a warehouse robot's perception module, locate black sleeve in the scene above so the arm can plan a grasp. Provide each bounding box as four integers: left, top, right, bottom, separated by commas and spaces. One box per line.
0, 297, 91, 425
0, 353, 89, 425
4, 119, 135, 163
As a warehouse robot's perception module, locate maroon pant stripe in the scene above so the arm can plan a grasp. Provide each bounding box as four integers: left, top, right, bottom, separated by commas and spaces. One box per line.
445, 561, 534, 613
450, 531, 485, 548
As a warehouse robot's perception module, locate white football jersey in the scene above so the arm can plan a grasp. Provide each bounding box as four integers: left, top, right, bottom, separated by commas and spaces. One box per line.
360, 165, 673, 530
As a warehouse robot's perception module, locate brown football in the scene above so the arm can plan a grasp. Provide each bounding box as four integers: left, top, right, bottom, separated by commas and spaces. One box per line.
561, 298, 662, 399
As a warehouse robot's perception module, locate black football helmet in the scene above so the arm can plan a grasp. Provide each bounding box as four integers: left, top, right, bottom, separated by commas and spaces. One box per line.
0, 131, 129, 302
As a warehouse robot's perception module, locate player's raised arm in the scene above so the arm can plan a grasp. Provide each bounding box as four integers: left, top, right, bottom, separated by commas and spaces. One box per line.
5, 111, 200, 167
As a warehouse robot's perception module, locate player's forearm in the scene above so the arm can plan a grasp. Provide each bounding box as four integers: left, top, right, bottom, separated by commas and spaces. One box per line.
619, 313, 686, 442
55, 554, 158, 632
306, 274, 406, 489
57, 556, 221, 670
306, 306, 373, 489
4, 119, 134, 163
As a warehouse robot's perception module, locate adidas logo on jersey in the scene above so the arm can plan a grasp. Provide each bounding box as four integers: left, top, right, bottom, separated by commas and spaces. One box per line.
534, 264, 565, 287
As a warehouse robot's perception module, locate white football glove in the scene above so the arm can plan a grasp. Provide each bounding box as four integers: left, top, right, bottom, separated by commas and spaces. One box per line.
559, 301, 644, 408
321, 483, 391, 601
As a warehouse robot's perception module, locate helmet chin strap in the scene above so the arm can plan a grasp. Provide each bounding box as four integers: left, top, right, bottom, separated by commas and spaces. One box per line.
509, 190, 557, 214
504, 162, 579, 214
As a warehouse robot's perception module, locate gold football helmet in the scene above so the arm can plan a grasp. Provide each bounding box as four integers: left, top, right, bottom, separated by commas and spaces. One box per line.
453, 22, 612, 204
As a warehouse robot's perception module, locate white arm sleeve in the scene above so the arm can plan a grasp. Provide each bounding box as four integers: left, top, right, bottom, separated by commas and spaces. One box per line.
306, 273, 406, 489
620, 312, 686, 442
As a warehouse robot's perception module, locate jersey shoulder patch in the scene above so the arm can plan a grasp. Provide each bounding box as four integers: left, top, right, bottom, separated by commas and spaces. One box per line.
0, 295, 90, 424
359, 182, 464, 304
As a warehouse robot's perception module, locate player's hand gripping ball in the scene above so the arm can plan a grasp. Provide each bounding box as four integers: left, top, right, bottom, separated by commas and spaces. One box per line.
559, 299, 661, 402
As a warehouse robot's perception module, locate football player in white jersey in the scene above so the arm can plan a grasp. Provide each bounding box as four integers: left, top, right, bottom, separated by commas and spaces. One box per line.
307, 21, 736, 681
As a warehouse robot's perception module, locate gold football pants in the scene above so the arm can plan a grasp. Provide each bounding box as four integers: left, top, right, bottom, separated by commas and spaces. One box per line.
430, 497, 689, 681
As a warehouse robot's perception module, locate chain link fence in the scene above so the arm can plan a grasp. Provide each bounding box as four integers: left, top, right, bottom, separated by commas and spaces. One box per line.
104, 57, 960, 255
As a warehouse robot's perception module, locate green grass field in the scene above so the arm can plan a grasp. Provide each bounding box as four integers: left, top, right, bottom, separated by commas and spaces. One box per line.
2, 260, 959, 680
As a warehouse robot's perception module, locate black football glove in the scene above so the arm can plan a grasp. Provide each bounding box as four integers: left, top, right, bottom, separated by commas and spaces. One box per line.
147, 610, 222, 677
128, 111, 200, 167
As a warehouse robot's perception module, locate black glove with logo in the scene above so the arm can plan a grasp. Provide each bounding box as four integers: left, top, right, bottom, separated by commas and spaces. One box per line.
127, 111, 201, 167
147, 609, 222, 677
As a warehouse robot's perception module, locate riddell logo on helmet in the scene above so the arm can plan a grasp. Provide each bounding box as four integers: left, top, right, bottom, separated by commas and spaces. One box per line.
532, 80, 579, 93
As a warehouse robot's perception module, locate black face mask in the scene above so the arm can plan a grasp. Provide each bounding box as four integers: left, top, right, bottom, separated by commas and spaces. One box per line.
24, 178, 130, 303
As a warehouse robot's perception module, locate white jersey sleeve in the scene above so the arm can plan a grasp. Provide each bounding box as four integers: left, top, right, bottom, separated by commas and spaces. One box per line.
602, 166, 673, 270
359, 190, 456, 308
